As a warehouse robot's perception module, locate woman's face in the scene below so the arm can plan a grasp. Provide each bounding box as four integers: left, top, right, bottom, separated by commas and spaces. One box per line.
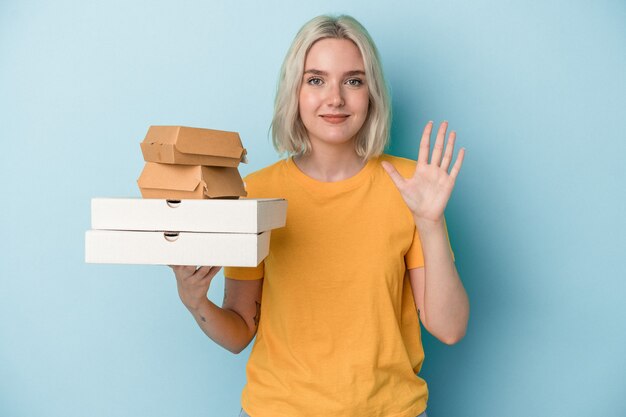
298, 38, 369, 153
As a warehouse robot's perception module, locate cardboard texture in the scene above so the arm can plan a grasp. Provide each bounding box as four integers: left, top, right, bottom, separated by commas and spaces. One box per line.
140, 125, 248, 167
91, 198, 287, 233
85, 230, 271, 267
137, 162, 247, 199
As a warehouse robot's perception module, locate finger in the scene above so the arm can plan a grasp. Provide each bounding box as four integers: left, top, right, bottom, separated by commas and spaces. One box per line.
196, 266, 223, 282
205, 266, 223, 281
449, 148, 465, 181
171, 265, 195, 279
381, 161, 406, 190
169, 265, 192, 271
441, 130, 456, 172
193, 266, 214, 279
430, 121, 448, 166
417, 121, 433, 165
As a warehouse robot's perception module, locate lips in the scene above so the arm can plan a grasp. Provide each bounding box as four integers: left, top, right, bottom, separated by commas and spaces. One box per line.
320, 114, 349, 124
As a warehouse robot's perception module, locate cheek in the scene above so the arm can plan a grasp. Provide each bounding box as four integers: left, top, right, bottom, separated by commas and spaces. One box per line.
298, 91, 317, 111
350, 86, 369, 104
361, 90, 370, 110
353, 91, 370, 117
298, 95, 320, 125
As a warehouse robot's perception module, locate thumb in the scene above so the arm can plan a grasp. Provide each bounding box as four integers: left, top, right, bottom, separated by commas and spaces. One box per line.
381, 161, 405, 190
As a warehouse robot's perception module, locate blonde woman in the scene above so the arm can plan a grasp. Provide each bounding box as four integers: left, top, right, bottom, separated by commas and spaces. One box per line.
172, 14, 469, 417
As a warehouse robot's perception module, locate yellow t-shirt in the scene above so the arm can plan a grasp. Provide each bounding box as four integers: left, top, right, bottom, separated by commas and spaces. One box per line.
225, 154, 437, 417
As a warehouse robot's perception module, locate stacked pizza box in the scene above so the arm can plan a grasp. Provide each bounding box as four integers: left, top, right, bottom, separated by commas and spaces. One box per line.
85, 126, 287, 267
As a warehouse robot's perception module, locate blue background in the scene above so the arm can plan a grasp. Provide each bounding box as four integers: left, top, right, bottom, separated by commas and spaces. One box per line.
1, 1, 624, 416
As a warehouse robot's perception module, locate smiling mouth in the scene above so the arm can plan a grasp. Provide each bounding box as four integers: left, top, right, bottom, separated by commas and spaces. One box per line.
320, 114, 349, 124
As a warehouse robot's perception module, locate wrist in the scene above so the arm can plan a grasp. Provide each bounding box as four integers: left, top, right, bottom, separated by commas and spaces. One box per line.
413, 216, 445, 234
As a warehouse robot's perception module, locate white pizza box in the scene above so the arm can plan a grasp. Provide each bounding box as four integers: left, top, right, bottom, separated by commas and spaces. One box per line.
85, 230, 270, 267
91, 198, 287, 233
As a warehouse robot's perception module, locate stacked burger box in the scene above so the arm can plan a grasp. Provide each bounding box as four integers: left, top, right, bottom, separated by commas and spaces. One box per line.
137, 126, 248, 199
85, 126, 287, 267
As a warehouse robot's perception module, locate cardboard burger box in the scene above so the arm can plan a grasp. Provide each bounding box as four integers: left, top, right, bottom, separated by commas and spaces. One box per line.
137, 162, 246, 199
85, 198, 288, 267
140, 125, 248, 167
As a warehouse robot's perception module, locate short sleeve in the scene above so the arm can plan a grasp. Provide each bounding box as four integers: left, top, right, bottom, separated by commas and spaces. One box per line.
224, 261, 265, 280
405, 217, 455, 270
405, 227, 425, 270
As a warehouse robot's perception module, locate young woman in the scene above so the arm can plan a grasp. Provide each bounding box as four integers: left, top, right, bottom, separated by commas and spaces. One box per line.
171, 14, 469, 417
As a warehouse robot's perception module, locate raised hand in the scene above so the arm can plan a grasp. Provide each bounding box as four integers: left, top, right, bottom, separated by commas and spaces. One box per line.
382, 121, 465, 225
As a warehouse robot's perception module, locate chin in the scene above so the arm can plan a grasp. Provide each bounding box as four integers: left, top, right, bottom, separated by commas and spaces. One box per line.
315, 137, 357, 148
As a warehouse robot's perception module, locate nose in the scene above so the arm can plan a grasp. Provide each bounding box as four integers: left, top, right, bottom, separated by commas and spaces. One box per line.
327, 82, 344, 107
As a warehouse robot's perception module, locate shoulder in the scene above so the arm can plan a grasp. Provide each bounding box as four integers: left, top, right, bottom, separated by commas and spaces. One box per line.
243, 159, 285, 183
377, 153, 417, 177
241, 158, 288, 197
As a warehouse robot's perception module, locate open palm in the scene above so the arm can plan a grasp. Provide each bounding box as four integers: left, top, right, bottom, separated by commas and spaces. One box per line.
382, 121, 465, 224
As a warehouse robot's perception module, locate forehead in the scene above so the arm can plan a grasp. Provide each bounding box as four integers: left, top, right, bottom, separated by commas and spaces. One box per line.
304, 38, 365, 71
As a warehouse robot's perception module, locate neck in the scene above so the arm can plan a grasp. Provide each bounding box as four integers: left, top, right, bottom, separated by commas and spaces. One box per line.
293, 144, 367, 182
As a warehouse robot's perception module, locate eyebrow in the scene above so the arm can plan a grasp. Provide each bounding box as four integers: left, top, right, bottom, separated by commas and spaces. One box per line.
304, 69, 366, 76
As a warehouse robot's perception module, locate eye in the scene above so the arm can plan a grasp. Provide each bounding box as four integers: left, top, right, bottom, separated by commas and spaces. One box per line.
346, 78, 364, 87
306, 77, 324, 86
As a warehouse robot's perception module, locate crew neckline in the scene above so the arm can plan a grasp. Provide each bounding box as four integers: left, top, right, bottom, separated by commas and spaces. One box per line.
286, 155, 378, 194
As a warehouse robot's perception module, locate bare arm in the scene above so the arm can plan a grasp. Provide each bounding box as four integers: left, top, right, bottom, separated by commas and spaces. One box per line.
171, 265, 263, 354
408, 220, 469, 345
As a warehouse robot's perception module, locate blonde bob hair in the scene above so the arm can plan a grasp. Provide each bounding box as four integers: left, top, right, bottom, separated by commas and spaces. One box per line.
271, 15, 391, 160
